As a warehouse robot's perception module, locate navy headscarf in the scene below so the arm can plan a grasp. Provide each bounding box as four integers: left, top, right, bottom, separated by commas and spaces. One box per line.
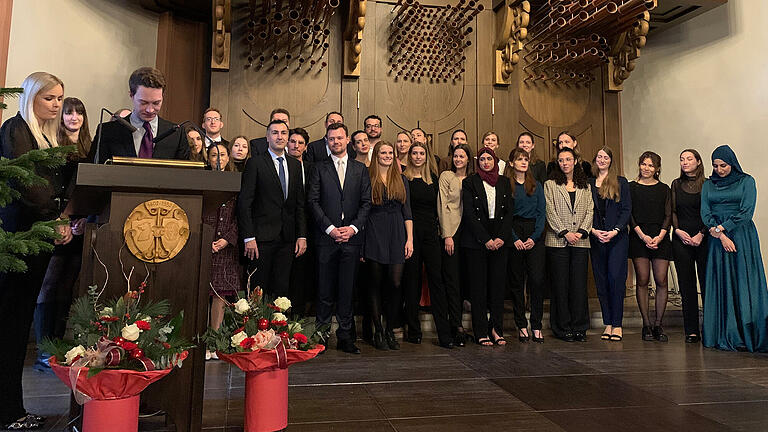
710, 144, 746, 187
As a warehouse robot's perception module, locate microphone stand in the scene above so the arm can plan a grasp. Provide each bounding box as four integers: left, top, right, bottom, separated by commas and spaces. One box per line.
93, 108, 136, 164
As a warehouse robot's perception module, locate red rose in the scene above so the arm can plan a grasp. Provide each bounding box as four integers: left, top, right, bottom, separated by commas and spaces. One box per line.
258, 318, 269, 330
293, 333, 308, 344
130, 349, 145, 359
122, 341, 138, 351
240, 337, 256, 350
270, 320, 287, 327
135, 320, 151, 331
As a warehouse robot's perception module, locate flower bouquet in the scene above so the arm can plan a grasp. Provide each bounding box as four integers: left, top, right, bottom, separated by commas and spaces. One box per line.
203, 287, 325, 432
40, 283, 193, 432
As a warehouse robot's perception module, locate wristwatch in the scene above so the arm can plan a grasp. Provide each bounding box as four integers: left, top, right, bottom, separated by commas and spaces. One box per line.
714, 227, 722, 234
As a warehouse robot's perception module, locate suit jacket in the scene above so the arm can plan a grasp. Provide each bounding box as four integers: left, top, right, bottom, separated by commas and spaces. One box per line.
589, 176, 631, 234
459, 174, 514, 249
437, 171, 463, 238
307, 156, 372, 246
544, 180, 594, 248
205, 136, 229, 149
305, 138, 357, 163
237, 152, 307, 243
249, 136, 268, 156
93, 114, 188, 163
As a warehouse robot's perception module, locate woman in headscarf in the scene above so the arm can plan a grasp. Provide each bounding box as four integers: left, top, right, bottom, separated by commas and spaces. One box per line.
460, 147, 514, 346
700, 145, 768, 352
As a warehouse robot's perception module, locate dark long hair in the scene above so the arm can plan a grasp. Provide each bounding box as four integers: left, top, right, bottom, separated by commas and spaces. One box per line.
637, 150, 662, 180
505, 148, 537, 195
450, 143, 475, 176
550, 147, 588, 189
678, 148, 705, 189
57, 97, 92, 160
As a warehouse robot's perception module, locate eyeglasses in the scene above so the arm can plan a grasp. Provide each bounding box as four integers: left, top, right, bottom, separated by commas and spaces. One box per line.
365, 124, 381, 129
204, 117, 222, 122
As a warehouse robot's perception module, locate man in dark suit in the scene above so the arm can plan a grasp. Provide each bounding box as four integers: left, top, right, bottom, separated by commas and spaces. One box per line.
238, 120, 307, 297
94, 67, 188, 163
305, 111, 356, 162
307, 123, 371, 354
286, 128, 315, 314
250, 108, 290, 156
201, 107, 228, 149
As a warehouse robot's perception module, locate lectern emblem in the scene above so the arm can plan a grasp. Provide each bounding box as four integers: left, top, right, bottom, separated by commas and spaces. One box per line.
124, 200, 190, 263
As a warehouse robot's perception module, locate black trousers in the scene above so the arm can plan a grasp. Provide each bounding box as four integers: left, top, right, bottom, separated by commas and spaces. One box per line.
316, 242, 361, 342
547, 246, 590, 337
0, 252, 51, 423
288, 242, 316, 315
508, 219, 546, 330
590, 234, 629, 327
441, 242, 464, 332
404, 229, 452, 343
465, 247, 508, 340
672, 236, 707, 335
248, 240, 294, 297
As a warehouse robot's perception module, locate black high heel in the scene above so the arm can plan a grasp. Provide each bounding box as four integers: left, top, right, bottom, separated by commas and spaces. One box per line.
653, 325, 668, 342
373, 332, 389, 350
385, 330, 400, 350
518, 328, 530, 343
531, 330, 544, 343
641, 326, 654, 341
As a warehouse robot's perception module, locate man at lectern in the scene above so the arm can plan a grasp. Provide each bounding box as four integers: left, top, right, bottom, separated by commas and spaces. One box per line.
94, 67, 188, 163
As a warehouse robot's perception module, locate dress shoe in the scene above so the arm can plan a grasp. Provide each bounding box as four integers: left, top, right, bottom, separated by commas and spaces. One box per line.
652, 326, 668, 342
373, 332, 389, 350
438, 340, 455, 349
336, 340, 361, 354
685, 334, 701, 344
454, 332, 467, 347
406, 335, 422, 344
562, 332, 575, 342
641, 326, 654, 341
573, 332, 587, 342
385, 330, 401, 350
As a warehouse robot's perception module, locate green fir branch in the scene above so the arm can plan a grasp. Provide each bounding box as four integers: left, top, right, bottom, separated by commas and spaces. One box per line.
0, 87, 22, 111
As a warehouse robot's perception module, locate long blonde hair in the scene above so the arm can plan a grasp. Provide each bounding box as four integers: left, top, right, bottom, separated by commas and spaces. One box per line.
369, 141, 407, 205
19, 72, 64, 149
592, 146, 621, 201
404, 141, 436, 185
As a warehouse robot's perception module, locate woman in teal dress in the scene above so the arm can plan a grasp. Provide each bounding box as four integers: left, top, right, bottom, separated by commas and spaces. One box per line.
701, 145, 768, 352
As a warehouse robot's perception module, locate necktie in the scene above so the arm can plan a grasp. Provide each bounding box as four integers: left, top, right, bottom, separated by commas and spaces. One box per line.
337, 159, 345, 190
139, 121, 153, 158
277, 157, 287, 200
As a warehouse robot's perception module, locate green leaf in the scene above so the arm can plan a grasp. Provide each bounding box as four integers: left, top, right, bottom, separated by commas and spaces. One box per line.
87, 367, 104, 378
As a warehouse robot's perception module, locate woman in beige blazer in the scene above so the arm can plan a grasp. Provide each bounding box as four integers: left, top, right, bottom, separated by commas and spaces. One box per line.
438, 143, 474, 346
545, 147, 594, 342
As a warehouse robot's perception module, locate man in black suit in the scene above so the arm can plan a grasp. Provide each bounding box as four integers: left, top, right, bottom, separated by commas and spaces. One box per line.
250, 108, 290, 156
286, 128, 315, 314
238, 120, 307, 297
305, 111, 355, 162
94, 67, 188, 163
202, 107, 228, 149
307, 123, 371, 354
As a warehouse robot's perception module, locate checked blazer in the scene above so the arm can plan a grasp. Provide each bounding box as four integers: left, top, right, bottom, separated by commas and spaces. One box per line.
544, 179, 594, 248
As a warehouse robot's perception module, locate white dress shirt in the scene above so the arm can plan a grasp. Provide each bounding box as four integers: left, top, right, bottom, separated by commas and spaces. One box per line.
325, 153, 358, 235
129, 113, 158, 156
483, 180, 497, 219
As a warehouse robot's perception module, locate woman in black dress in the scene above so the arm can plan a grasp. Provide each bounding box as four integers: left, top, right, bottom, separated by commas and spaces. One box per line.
629, 151, 672, 342
671, 149, 707, 343
364, 141, 414, 350
403, 142, 454, 348
546, 131, 592, 179
395, 131, 412, 172
461, 147, 514, 346
0, 71, 66, 430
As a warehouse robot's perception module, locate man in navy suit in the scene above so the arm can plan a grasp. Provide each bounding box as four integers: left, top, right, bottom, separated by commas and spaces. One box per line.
238, 120, 307, 296
94, 67, 188, 163
307, 123, 371, 354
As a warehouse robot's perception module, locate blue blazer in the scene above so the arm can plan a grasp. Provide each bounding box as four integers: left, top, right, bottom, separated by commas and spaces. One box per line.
590, 176, 631, 235
307, 156, 372, 246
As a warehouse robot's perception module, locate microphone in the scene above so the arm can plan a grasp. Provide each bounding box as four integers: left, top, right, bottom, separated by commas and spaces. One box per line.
153, 120, 187, 143
93, 108, 137, 164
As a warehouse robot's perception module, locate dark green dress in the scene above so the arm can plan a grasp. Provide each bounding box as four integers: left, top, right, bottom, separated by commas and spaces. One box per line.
701, 174, 768, 352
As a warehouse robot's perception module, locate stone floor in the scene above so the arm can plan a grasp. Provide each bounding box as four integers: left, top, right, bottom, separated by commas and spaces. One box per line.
22, 325, 768, 431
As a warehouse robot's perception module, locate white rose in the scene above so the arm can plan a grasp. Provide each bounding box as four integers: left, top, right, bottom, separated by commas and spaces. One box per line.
231, 331, 248, 348
273, 297, 292, 312
99, 307, 113, 316
234, 298, 250, 315
121, 324, 141, 341
287, 322, 302, 334
272, 312, 287, 322
65, 345, 87, 365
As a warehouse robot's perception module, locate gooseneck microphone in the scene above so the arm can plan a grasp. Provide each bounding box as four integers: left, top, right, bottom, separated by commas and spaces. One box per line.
93, 108, 137, 164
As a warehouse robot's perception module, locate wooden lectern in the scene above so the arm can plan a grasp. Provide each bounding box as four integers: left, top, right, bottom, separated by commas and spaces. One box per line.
71, 162, 241, 432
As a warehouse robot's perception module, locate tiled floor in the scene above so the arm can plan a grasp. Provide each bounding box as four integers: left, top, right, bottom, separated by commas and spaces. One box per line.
21, 326, 768, 431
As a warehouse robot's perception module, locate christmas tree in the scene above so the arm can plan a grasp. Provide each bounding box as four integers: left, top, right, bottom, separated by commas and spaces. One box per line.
0, 87, 73, 272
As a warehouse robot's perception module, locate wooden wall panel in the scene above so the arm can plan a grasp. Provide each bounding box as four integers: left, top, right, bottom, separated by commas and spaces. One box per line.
0, 0, 13, 123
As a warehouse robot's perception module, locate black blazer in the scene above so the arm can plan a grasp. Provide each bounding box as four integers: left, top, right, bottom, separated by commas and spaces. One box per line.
249, 136, 268, 156
460, 174, 515, 249
237, 152, 307, 243
307, 157, 371, 246
305, 138, 357, 163
205, 136, 229, 149
589, 176, 631, 234
93, 115, 188, 163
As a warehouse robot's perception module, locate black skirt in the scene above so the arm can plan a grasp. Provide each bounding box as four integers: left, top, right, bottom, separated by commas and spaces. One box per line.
628, 223, 672, 260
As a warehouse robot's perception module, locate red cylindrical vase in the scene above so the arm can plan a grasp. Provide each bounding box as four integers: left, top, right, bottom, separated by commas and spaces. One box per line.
83, 395, 140, 432
244, 368, 288, 432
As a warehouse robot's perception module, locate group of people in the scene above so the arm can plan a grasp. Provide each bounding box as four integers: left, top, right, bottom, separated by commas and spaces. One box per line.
1, 66, 767, 428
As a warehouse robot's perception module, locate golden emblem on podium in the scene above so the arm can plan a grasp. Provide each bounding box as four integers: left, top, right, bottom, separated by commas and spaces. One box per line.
124, 199, 190, 263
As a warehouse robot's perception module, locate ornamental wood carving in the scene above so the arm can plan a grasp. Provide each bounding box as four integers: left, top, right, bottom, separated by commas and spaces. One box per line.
124, 200, 190, 263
